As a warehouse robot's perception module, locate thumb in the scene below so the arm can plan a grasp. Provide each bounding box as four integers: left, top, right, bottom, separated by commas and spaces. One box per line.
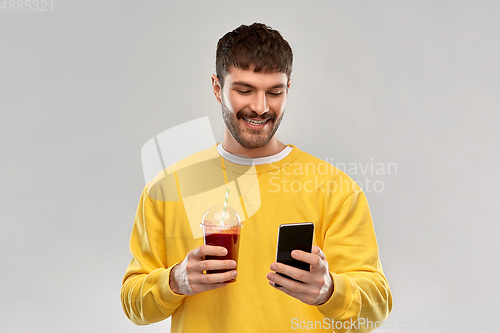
315, 246, 326, 260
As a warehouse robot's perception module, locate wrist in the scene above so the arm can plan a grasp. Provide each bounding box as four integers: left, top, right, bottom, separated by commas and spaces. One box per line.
314, 272, 334, 305
168, 264, 183, 295
155, 265, 186, 306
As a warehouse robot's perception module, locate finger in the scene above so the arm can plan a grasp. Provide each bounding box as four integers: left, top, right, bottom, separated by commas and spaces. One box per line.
269, 280, 318, 305
188, 268, 237, 285
291, 250, 322, 267
266, 272, 311, 294
311, 245, 326, 260
199, 270, 238, 284
198, 259, 237, 271
311, 246, 326, 261
269, 263, 312, 284
316, 247, 326, 261
192, 245, 228, 259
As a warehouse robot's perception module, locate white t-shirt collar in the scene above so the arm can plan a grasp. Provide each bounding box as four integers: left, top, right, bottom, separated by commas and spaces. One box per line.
216, 143, 293, 166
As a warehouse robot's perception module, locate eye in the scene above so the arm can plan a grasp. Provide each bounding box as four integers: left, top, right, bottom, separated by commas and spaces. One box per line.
237, 90, 251, 94
268, 92, 282, 96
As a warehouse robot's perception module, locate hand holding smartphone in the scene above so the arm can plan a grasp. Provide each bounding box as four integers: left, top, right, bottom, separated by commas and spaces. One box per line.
274, 222, 314, 287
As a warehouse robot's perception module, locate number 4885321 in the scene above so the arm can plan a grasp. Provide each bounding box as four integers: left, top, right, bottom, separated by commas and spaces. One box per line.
1, 0, 54, 11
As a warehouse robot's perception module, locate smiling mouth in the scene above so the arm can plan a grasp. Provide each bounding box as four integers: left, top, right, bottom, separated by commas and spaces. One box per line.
242, 118, 270, 126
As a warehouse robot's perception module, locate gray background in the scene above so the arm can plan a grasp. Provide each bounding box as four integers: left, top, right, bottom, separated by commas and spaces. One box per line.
1, 1, 499, 332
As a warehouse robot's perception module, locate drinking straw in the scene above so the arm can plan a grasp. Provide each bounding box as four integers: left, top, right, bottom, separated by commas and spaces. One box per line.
220, 187, 230, 226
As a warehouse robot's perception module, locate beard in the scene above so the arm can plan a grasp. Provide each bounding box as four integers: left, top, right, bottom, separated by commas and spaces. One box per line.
221, 98, 284, 149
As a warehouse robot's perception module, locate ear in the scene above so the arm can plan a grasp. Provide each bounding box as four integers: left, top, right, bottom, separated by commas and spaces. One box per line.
211, 74, 222, 104
286, 78, 291, 93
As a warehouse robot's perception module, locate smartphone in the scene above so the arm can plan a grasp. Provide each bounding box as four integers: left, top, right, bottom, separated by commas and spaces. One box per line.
274, 222, 314, 287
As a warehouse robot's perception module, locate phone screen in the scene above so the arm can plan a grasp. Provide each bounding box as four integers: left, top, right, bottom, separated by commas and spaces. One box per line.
275, 222, 314, 286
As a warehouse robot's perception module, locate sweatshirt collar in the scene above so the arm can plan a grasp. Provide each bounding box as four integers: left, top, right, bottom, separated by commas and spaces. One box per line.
209, 143, 301, 174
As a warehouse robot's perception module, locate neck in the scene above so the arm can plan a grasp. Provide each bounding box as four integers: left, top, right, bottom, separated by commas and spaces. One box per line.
222, 129, 286, 158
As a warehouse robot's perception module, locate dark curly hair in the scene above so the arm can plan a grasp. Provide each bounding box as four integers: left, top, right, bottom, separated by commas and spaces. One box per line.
215, 22, 293, 88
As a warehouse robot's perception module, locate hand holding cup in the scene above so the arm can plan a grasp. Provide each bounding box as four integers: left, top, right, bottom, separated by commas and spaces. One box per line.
169, 245, 237, 295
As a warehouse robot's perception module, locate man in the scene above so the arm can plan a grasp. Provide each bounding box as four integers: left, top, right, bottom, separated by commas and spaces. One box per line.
121, 23, 392, 332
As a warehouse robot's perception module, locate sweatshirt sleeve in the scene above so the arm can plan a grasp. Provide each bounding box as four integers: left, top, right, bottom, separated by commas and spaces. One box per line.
121, 186, 186, 325
316, 188, 393, 332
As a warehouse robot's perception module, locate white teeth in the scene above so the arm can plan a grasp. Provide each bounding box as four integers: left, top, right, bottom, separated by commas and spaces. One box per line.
244, 118, 268, 125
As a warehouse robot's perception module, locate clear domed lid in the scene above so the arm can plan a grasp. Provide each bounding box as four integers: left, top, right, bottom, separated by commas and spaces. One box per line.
200, 205, 242, 229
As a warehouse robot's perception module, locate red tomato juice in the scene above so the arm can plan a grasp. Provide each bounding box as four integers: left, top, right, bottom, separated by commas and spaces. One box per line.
204, 230, 240, 282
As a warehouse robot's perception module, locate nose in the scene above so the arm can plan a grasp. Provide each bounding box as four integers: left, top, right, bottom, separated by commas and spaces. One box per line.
250, 92, 269, 115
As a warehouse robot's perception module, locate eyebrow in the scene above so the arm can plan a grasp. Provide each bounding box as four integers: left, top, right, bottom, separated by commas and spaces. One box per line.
231, 81, 287, 89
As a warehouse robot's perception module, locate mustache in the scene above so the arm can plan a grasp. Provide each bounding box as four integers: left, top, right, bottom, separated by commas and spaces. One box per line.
236, 110, 276, 120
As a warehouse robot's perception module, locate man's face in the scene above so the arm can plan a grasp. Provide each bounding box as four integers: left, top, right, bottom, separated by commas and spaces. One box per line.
216, 66, 290, 149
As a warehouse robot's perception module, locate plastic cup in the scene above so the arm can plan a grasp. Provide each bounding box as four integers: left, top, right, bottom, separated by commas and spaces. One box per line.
200, 205, 242, 283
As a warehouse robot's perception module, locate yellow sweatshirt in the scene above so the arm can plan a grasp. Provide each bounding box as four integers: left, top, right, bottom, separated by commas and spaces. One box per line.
121, 144, 392, 332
